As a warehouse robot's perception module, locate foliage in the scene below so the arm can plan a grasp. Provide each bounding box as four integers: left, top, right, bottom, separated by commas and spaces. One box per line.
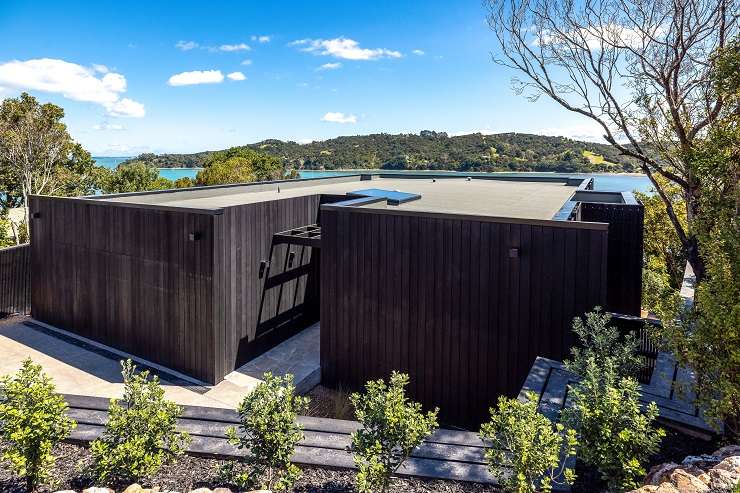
99, 161, 174, 194
0, 358, 76, 492
564, 308, 642, 379
479, 392, 577, 493
224, 372, 309, 491
635, 177, 688, 298
562, 358, 664, 492
350, 372, 439, 493
652, 37, 740, 435
196, 147, 286, 185
122, 132, 639, 173
0, 93, 106, 242
173, 176, 195, 188
90, 359, 189, 485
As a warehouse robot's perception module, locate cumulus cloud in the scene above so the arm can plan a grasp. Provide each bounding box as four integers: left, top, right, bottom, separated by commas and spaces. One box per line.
0, 58, 145, 117
168, 70, 225, 86
218, 43, 250, 52
321, 112, 357, 124
92, 63, 110, 73
412, 49, 425, 55
539, 123, 609, 143
93, 122, 125, 131
291, 37, 401, 60
251, 35, 271, 43
226, 71, 246, 81
240, 59, 253, 66
176, 40, 199, 51
317, 62, 342, 71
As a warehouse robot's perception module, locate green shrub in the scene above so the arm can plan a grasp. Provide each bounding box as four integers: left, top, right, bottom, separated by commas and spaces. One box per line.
0, 359, 76, 492
562, 358, 665, 492
350, 371, 439, 493
564, 307, 641, 379
224, 372, 309, 491
90, 359, 190, 485
479, 392, 577, 493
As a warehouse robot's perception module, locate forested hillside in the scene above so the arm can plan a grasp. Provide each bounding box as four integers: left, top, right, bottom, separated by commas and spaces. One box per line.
124, 131, 641, 173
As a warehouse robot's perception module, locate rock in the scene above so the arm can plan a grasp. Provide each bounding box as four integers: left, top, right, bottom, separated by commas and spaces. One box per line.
645, 463, 682, 485
123, 485, 143, 493
697, 472, 710, 485
212, 489, 232, 493
682, 454, 721, 469
630, 486, 659, 492
714, 445, 740, 460
669, 469, 709, 492
655, 483, 681, 493
54, 491, 78, 493
708, 468, 740, 491
83, 488, 115, 493
714, 456, 740, 474
189, 489, 212, 493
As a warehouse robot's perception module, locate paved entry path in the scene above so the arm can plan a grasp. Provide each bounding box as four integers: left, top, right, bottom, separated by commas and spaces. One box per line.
0, 317, 320, 409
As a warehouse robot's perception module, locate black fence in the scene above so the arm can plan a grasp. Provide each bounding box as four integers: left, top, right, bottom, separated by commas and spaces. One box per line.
0, 244, 31, 317
610, 312, 660, 384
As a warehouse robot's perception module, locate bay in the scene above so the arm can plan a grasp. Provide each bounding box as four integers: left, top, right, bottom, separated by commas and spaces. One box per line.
93, 157, 652, 194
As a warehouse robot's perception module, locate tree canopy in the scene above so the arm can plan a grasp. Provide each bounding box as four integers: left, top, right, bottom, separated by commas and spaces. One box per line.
195, 146, 293, 186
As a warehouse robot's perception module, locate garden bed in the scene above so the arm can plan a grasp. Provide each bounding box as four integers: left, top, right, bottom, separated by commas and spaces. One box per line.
0, 439, 500, 493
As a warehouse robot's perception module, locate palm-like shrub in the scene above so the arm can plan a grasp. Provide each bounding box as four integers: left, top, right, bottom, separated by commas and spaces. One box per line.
350, 371, 439, 493
479, 392, 577, 493
224, 372, 309, 491
0, 359, 76, 492
90, 359, 190, 485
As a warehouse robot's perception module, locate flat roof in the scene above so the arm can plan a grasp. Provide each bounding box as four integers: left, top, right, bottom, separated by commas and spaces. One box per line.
95, 175, 581, 220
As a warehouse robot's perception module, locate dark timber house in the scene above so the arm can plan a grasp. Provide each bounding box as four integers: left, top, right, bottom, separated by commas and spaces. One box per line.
29, 174, 643, 426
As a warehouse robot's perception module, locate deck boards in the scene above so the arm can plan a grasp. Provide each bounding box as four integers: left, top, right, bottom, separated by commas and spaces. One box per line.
62, 394, 506, 486
520, 357, 717, 435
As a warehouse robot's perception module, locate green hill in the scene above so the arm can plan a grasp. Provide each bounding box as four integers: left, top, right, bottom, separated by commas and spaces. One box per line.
123, 131, 640, 173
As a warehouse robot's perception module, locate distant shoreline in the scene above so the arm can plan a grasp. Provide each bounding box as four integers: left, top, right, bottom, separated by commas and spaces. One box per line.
306, 168, 646, 177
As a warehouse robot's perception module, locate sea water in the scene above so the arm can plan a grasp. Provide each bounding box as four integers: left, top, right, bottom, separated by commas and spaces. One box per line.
93, 157, 653, 194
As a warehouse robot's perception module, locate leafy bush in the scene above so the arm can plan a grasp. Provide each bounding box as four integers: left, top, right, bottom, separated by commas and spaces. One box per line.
90, 359, 190, 485
0, 359, 76, 492
350, 371, 439, 493
479, 392, 577, 493
224, 372, 309, 491
564, 307, 641, 379
562, 358, 665, 492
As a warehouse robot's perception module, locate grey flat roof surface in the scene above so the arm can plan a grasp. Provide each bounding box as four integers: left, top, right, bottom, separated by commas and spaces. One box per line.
100, 177, 577, 219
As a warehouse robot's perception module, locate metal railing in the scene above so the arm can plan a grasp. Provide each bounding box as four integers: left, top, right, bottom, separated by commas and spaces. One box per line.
0, 243, 31, 317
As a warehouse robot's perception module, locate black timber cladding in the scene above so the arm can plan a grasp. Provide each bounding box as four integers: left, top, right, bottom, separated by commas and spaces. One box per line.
320, 205, 608, 428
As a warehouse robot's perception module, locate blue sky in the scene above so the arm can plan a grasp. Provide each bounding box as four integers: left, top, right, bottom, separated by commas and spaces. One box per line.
0, 1, 603, 156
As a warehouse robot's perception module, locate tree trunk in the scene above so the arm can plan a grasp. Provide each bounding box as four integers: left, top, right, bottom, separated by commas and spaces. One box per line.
685, 235, 706, 284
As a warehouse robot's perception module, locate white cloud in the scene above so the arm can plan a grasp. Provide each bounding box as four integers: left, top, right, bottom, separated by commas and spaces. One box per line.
291, 37, 402, 60
240, 59, 253, 66
218, 43, 250, 52
176, 40, 199, 51
0, 58, 145, 117
297, 138, 314, 144
93, 122, 125, 131
412, 49, 425, 56
168, 70, 225, 86
539, 123, 608, 143
317, 62, 342, 71
251, 35, 271, 43
226, 71, 246, 81
92, 63, 110, 73
321, 111, 357, 124
105, 98, 145, 117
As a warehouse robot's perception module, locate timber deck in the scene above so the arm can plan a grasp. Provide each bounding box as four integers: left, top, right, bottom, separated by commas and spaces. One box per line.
520, 356, 718, 435
63, 394, 499, 486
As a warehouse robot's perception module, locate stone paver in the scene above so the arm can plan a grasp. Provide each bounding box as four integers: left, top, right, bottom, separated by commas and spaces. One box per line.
0, 317, 320, 409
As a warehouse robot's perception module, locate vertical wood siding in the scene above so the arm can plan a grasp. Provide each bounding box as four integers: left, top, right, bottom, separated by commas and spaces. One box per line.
29, 196, 217, 382
0, 244, 31, 317
320, 208, 608, 427
580, 202, 644, 316
212, 195, 323, 379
